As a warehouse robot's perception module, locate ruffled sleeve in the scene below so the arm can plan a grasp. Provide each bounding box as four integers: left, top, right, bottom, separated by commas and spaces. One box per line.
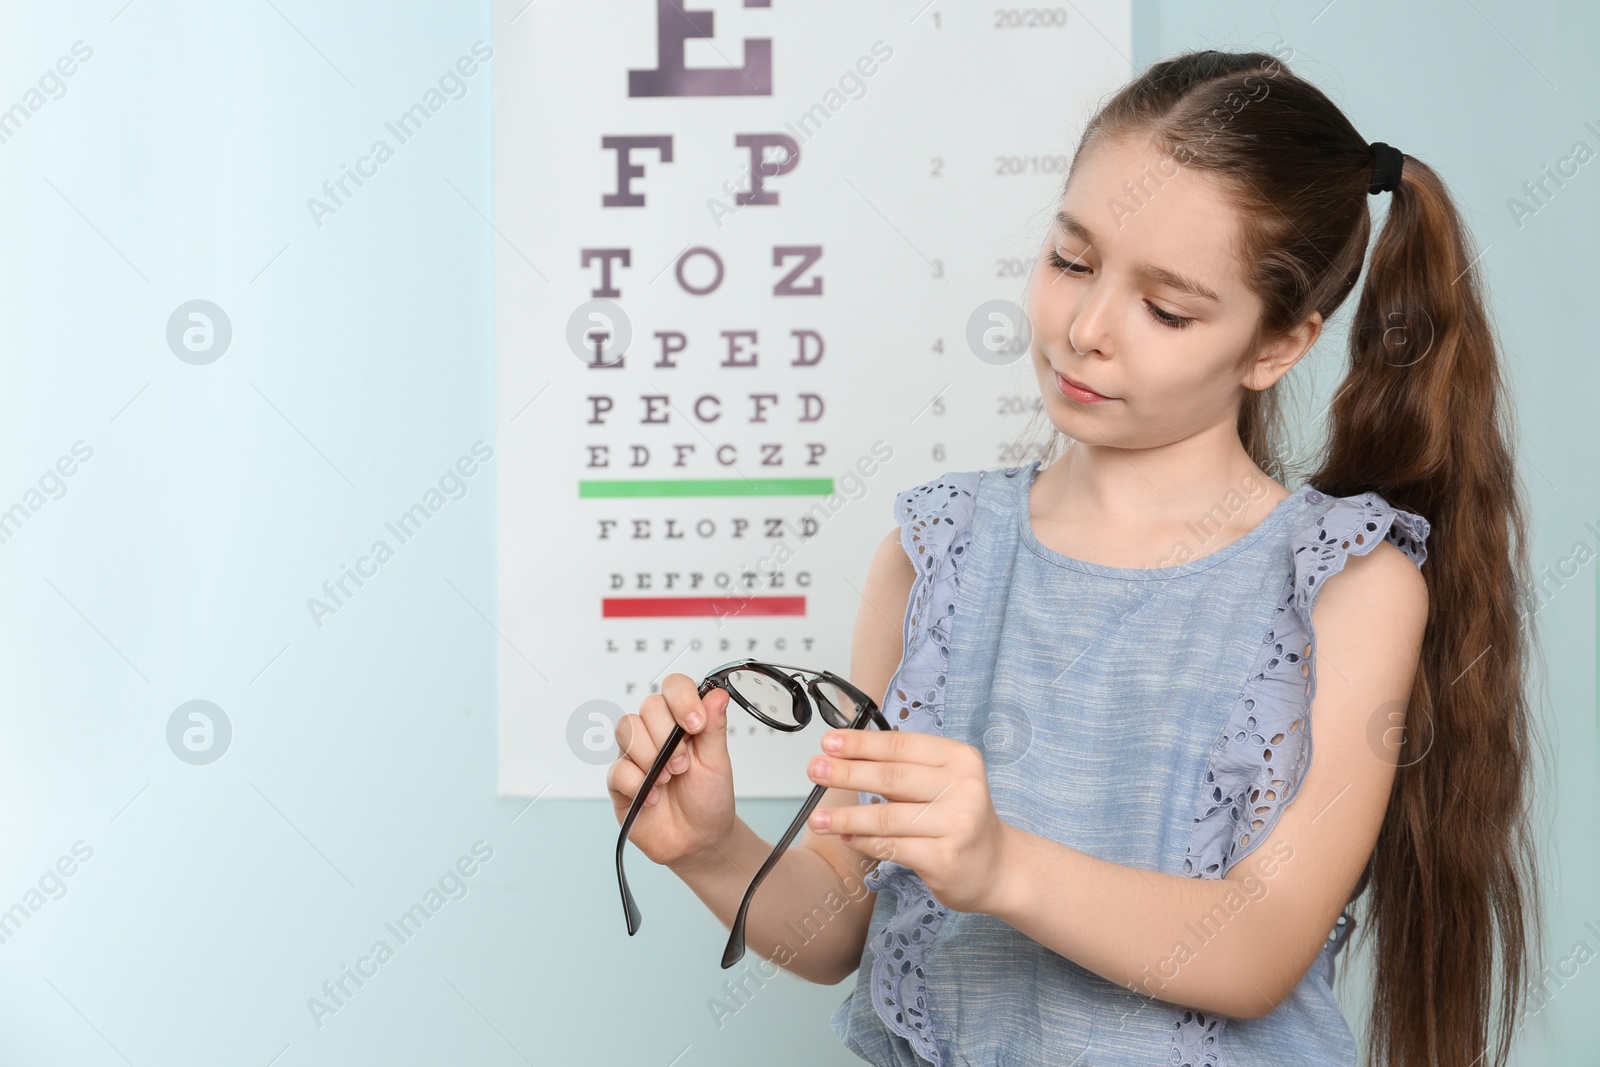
1172, 488, 1430, 1065
1291, 489, 1431, 616
855, 469, 985, 1067
863, 470, 985, 745
1182, 487, 1432, 881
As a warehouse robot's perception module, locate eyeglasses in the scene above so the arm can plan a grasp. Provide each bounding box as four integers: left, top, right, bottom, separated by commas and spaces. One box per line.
614, 657, 890, 969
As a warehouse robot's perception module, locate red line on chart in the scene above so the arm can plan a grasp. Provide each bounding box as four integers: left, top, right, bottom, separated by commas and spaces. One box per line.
601, 596, 806, 618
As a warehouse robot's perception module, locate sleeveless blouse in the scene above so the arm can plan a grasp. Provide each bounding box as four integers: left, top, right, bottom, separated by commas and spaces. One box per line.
829, 459, 1431, 1067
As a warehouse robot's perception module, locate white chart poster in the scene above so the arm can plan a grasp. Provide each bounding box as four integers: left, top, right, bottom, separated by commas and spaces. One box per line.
495, 1, 1131, 798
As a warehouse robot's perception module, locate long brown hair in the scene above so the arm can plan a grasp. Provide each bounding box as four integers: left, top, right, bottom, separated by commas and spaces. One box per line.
1013, 47, 1546, 1067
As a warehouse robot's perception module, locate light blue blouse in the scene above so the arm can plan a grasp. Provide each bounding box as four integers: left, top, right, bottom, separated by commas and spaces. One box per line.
829, 459, 1431, 1067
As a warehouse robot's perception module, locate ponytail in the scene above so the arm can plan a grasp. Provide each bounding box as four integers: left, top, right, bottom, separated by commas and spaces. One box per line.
1313, 151, 1546, 1067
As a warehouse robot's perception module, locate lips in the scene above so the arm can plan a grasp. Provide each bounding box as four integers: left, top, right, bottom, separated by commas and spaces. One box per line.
1055, 370, 1114, 400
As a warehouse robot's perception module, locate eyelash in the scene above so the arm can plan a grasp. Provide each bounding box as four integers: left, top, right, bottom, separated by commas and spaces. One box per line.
1046, 250, 1196, 330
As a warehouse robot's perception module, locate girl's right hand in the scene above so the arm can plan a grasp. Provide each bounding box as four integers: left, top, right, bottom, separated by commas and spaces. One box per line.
607, 673, 736, 869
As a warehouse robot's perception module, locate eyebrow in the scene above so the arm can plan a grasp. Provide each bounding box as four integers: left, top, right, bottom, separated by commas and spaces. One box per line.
1054, 209, 1223, 306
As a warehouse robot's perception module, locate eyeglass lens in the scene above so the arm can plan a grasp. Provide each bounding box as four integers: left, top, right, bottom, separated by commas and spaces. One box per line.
811, 679, 857, 728
723, 668, 802, 728
721, 668, 858, 731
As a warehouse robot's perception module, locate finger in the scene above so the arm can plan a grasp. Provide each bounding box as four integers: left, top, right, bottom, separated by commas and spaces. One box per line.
819, 726, 955, 767
643, 674, 713, 768
838, 834, 920, 870
684, 684, 732, 767
615, 711, 652, 765
810, 799, 949, 838
606, 757, 664, 810
616, 711, 678, 786
660, 672, 722, 737
638, 691, 684, 760
659, 674, 732, 773
807, 753, 948, 801
688, 681, 736, 755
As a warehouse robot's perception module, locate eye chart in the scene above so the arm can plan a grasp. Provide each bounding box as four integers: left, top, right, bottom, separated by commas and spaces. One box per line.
495, 1, 1131, 798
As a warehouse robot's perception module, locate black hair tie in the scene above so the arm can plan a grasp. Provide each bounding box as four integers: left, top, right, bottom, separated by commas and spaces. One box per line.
1368, 141, 1404, 194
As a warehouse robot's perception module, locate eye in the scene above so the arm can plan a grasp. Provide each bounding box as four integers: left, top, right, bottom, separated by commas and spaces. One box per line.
1146, 303, 1195, 330
1045, 250, 1196, 331
1046, 249, 1089, 275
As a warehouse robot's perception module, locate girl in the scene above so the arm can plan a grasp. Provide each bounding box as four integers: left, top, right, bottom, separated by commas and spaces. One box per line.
609, 48, 1544, 1067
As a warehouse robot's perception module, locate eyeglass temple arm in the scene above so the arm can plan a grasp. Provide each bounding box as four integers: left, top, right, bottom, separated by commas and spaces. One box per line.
720, 780, 829, 970
614, 719, 688, 937
720, 701, 890, 969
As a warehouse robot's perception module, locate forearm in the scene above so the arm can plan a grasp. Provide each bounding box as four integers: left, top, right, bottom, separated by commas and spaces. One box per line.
668, 816, 876, 986
987, 824, 1297, 1019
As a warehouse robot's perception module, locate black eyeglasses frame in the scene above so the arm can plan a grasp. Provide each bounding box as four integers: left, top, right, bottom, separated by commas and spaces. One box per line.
614, 657, 890, 969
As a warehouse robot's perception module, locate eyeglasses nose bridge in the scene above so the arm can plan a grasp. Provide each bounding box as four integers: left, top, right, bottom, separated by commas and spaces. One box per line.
802, 677, 849, 729
711, 663, 811, 732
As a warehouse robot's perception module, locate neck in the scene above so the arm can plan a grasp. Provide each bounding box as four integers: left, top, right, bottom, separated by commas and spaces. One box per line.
1035, 434, 1285, 534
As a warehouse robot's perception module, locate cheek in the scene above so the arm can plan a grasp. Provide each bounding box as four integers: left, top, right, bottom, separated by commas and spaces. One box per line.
1140, 352, 1241, 412
1023, 275, 1063, 336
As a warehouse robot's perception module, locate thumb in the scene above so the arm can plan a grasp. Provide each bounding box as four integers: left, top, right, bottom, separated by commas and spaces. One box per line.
691, 687, 733, 768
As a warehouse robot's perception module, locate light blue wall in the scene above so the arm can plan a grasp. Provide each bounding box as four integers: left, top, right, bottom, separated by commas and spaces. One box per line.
0, 1, 1591, 1064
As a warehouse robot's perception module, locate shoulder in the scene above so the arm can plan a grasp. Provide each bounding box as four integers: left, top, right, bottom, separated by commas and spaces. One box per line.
889, 463, 1028, 524
1324, 536, 1430, 632
1289, 487, 1432, 625
891, 468, 989, 520
870, 468, 992, 578
885, 468, 995, 558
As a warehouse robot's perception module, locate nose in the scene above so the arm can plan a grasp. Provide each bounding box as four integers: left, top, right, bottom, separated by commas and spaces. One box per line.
1066, 274, 1116, 360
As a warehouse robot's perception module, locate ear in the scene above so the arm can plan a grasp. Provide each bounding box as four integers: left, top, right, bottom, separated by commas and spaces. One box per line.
1245, 310, 1322, 391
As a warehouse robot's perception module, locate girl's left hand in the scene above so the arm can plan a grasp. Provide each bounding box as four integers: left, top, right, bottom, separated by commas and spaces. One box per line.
806, 727, 1012, 915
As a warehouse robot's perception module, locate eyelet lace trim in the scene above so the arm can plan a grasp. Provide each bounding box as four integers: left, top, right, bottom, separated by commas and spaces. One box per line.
1171, 488, 1430, 1065
855, 468, 990, 1067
